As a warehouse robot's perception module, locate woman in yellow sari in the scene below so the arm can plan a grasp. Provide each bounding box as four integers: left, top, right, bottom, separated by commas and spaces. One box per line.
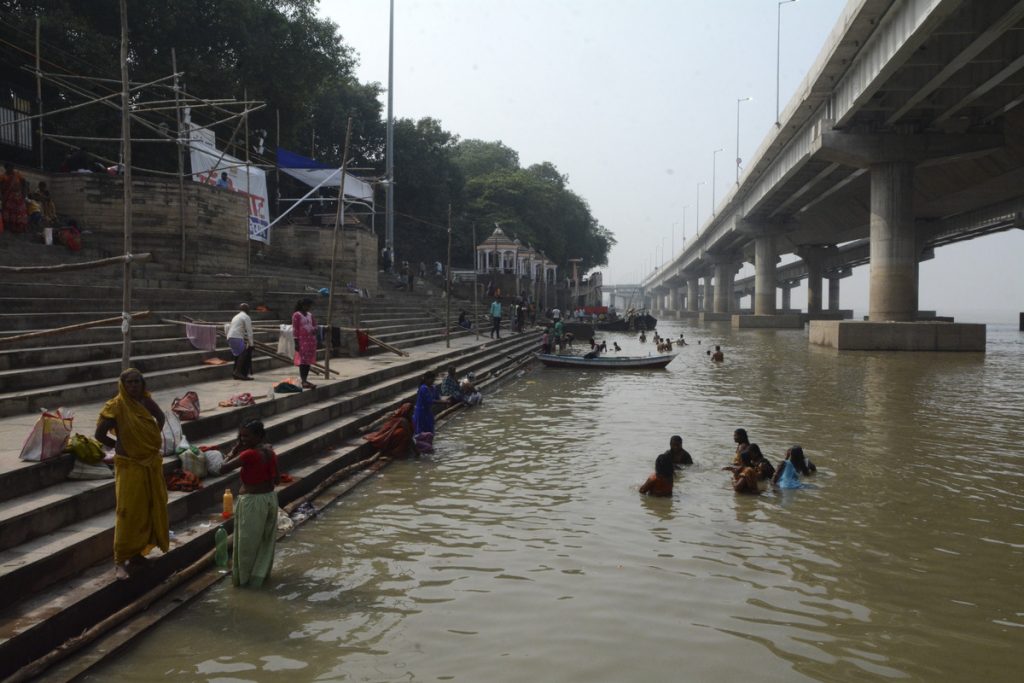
95, 368, 169, 579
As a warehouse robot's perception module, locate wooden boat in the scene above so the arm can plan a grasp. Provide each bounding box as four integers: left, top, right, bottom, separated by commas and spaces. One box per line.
537, 352, 676, 369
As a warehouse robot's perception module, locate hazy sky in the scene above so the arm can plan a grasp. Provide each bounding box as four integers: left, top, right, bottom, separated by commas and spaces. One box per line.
320, 0, 1024, 323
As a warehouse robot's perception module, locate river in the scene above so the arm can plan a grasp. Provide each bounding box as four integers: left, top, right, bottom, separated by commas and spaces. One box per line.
87, 321, 1023, 682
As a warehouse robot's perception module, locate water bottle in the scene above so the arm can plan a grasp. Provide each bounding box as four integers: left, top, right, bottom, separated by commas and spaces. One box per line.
222, 488, 233, 519
214, 526, 228, 572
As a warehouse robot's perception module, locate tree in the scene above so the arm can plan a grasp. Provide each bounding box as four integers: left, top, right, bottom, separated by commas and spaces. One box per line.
451, 139, 519, 178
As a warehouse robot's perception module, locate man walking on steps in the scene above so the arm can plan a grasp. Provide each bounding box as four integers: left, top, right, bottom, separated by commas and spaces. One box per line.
228, 303, 255, 380
490, 297, 502, 339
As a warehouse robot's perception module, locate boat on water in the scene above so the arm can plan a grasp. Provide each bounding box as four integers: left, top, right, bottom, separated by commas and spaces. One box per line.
537, 353, 677, 369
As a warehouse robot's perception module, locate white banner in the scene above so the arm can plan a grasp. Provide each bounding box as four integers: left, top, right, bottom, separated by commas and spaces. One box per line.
187, 123, 271, 244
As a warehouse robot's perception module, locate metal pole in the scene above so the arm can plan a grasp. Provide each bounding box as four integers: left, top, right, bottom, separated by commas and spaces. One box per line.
244, 87, 251, 275
172, 48, 187, 273
445, 204, 452, 348
695, 181, 704, 233
324, 117, 353, 377
736, 97, 751, 184
118, 0, 133, 370
712, 148, 723, 216
275, 109, 280, 215
385, 0, 395, 266
473, 224, 479, 340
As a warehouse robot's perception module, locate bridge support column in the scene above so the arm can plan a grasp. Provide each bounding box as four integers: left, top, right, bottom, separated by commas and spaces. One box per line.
687, 277, 700, 314
797, 245, 830, 314
713, 262, 740, 314
828, 276, 840, 312
781, 284, 792, 312
869, 162, 918, 321
702, 274, 714, 313
754, 235, 777, 315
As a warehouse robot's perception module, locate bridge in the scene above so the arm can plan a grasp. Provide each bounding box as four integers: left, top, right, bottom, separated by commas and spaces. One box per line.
641, 0, 1024, 350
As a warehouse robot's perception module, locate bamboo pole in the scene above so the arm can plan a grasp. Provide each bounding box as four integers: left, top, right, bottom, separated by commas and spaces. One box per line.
274, 109, 280, 215
325, 117, 353, 377
35, 18, 43, 169
244, 87, 251, 275
119, 0, 133, 371
365, 333, 408, 357
473, 224, 479, 340
0, 252, 151, 274
173, 48, 187, 273
0, 311, 151, 346
445, 204, 452, 348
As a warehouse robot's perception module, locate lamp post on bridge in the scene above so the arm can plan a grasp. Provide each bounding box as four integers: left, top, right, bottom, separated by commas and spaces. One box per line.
695, 181, 705, 234
712, 148, 723, 216
776, 0, 798, 126
682, 205, 689, 244
736, 96, 752, 184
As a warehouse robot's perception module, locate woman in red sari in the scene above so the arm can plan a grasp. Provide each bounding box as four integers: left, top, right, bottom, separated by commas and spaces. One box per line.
1, 162, 29, 233
361, 402, 417, 458
291, 298, 317, 389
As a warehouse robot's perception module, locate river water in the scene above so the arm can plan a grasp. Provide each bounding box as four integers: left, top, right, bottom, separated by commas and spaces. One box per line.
88, 322, 1023, 682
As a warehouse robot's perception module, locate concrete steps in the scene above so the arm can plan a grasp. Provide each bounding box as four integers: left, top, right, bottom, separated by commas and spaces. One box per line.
0, 332, 540, 678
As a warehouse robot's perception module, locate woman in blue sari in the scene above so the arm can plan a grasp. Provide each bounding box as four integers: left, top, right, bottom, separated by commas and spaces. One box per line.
772, 445, 816, 489
412, 371, 439, 453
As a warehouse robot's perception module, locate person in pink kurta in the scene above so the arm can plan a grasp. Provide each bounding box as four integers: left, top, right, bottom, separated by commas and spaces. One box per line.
291, 298, 317, 389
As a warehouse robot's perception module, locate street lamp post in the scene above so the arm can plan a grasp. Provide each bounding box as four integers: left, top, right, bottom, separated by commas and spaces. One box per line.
736, 96, 752, 184
695, 181, 705, 234
661, 237, 667, 267
776, 0, 798, 126
682, 205, 689, 243
712, 148, 723, 216
671, 222, 677, 258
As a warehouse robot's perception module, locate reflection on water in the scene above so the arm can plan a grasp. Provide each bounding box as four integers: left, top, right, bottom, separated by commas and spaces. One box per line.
88, 323, 1023, 682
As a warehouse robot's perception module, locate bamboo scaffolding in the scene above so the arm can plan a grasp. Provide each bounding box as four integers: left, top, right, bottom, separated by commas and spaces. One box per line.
119, 0, 133, 370
0, 252, 151, 273
325, 117, 353, 376
0, 311, 151, 345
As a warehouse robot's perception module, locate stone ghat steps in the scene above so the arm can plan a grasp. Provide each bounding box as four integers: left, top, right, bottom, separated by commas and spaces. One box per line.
0, 335, 540, 679
0, 308, 281, 332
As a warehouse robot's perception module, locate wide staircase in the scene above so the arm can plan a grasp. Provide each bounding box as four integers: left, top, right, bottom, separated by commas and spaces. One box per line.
0, 234, 536, 680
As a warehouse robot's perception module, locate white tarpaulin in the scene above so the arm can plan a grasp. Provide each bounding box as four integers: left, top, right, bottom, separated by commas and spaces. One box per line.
276, 147, 374, 203
188, 123, 271, 243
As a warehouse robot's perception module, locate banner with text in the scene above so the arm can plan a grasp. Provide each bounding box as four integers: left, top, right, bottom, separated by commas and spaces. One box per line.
187, 124, 271, 244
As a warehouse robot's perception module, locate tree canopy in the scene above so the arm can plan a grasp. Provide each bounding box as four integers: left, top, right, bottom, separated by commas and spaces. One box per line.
0, 1, 614, 271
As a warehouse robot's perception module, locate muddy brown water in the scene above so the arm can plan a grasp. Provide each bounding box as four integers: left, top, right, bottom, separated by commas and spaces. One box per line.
85, 322, 1023, 682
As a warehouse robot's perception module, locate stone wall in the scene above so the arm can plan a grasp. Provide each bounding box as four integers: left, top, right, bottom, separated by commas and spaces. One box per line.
260, 222, 379, 297
45, 173, 250, 274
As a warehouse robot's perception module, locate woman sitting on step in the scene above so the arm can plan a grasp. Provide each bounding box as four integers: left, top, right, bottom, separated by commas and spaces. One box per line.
361, 402, 417, 458
94, 368, 169, 580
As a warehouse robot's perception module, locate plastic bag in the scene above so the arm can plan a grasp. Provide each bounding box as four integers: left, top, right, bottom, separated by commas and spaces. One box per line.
66, 433, 106, 464
161, 412, 184, 456
20, 408, 74, 461
179, 446, 208, 479
171, 391, 200, 421
204, 449, 225, 476
277, 324, 295, 358
67, 459, 114, 480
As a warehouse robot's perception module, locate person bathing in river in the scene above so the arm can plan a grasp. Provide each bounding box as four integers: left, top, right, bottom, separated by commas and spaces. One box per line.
711, 345, 724, 362
732, 429, 751, 466
460, 372, 483, 406
773, 445, 816, 489
639, 331, 647, 343
541, 327, 551, 354
665, 435, 693, 467
746, 443, 775, 480
361, 402, 417, 458
412, 371, 439, 452
613, 342, 622, 352
731, 450, 760, 494
220, 419, 279, 587
439, 365, 464, 404
639, 451, 675, 497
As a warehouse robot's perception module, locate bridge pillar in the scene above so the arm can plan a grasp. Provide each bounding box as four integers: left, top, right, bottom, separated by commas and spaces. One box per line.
687, 277, 700, 313
781, 284, 793, 312
828, 276, 840, 312
713, 261, 741, 314
869, 161, 918, 321
797, 245, 830, 314
702, 273, 714, 313
754, 235, 777, 315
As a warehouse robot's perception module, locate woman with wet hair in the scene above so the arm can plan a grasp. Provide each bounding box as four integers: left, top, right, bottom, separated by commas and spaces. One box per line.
639, 451, 675, 497
221, 419, 280, 587
773, 445, 816, 489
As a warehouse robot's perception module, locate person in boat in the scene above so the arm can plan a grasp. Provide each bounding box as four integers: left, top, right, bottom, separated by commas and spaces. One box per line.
613, 342, 622, 352
773, 445, 816, 489
731, 450, 760, 494
711, 345, 724, 362
220, 419, 280, 588
639, 451, 675, 497
746, 443, 775, 480
95, 368, 169, 580
554, 318, 565, 350
665, 435, 693, 467
361, 402, 417, 458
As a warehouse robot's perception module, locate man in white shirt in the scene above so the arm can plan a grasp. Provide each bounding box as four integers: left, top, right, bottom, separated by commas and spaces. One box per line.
551, 307, 561, 321
227, 303, 254, 380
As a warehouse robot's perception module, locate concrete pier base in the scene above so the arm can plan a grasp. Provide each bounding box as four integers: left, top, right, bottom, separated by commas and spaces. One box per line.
809, 321, 986, 351
731, 314, 804, 329
804, 310, 854, 323
700, 312, 732, 323
677, 311, 700, 319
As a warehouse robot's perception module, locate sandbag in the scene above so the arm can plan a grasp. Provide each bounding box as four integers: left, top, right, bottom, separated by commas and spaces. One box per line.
20, 408, 74, 461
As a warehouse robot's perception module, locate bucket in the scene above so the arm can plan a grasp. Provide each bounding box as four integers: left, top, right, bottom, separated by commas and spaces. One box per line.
44, 227, 53, 246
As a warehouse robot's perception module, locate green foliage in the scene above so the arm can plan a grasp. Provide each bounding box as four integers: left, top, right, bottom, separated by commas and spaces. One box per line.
451, 139, 519, 178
